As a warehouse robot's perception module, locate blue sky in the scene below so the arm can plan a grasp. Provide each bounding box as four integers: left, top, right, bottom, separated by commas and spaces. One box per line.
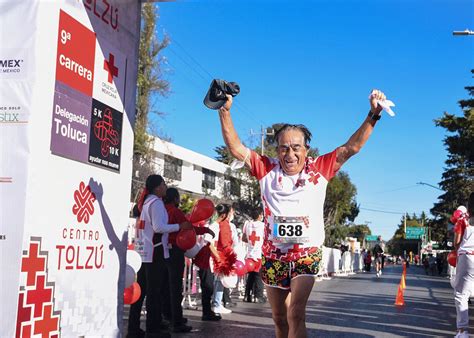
152, 0, 474, 241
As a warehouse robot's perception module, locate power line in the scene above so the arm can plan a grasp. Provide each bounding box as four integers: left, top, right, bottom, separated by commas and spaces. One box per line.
374, 184, 419, 194
359, 207, 406, 215
162, 31, 267, 126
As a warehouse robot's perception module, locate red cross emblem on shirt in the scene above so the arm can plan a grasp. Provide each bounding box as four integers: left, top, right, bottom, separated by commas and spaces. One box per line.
103, 53, 118, 83
249, 231, 260, 246
288, 244, 301, 254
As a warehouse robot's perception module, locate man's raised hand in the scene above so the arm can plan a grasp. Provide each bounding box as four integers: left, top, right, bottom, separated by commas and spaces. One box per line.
219, 94, 233, 114
369, 89, 386, 115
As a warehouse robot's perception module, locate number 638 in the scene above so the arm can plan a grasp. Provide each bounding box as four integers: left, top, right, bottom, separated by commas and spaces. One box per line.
278, 224, 303, 237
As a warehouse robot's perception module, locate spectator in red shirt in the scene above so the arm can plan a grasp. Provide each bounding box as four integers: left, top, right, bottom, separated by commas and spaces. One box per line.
159, 188, 192, 333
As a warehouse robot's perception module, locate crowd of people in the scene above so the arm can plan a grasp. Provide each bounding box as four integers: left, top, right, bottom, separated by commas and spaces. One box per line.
127, 176, 267, 338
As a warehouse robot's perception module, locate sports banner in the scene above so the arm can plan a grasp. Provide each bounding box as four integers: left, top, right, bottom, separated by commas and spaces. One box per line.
0, 0, 141, 336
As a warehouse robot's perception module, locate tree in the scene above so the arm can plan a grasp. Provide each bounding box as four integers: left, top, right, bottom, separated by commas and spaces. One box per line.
131, 4, 170, 201
346, 224, 372, 244
430, 70, 474, 241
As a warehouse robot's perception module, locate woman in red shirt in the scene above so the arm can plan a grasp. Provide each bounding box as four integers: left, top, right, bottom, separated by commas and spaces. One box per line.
210, 203, 235, 314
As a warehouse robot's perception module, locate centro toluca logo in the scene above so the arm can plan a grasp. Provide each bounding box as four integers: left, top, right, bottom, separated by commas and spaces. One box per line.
83, 0, 119, 30
72, 181, 96, 224
0, 59, 24, 73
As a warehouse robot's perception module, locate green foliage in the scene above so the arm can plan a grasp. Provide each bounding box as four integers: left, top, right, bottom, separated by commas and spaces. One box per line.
324, 171, 359, 225
180, 194, 196, 215
214, 145, 233, 165
346, 224, 372, 243
131, 4, 170, 201
430, 70, 474, 241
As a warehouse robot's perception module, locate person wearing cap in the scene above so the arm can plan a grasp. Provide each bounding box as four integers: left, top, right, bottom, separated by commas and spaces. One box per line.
453, 194, 474, 338
213, 89, 387, 338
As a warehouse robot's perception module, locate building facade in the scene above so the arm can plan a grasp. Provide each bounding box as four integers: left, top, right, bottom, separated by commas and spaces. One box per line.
150, 137, 243, 201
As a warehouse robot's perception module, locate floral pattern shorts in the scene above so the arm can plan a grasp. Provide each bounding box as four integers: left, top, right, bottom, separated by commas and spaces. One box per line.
261, 248, 322, 290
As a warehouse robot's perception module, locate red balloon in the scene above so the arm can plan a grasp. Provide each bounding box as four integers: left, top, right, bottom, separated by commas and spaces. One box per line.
245, 258, 256, 273
124, 282, 141, 305
254, 259, 262, 272
234, 260, 247, 276
448, 251, 457, 267
189, 199, 215, 223
176, 229, 197, 251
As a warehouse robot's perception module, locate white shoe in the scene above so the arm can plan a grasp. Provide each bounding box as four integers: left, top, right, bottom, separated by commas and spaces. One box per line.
212, 306, 232, 314
454, 330, 469, 338
379, 270, 382, 276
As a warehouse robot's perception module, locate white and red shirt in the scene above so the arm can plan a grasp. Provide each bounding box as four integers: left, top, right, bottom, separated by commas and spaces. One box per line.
455, 217, 474, 255
243, 220, 265, 260
135, 195, 179, 263
249, 149, 338, 262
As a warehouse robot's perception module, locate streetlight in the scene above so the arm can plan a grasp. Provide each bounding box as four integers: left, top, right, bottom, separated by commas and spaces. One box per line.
453, 29, 474, 36
416, 181, 443, 191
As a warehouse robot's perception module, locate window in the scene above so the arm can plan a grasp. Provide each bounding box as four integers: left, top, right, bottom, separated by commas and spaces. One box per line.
229, 176, 241, 197
163, 155, 182, 181
202, 168, 216, 190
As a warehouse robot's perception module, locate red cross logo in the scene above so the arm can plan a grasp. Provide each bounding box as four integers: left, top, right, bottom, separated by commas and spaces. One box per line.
16, 292, 32, 337
249, 231, 261, 246
309, 172, 321, 185
288, 244, 301, 254
21, 243, 46, 287
103, 53, 118, 83
33, 304, 59, 338
26, 275, 52, 317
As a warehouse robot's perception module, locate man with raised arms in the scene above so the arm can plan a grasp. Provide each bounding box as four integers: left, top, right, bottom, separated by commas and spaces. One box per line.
215, 89, 387, 338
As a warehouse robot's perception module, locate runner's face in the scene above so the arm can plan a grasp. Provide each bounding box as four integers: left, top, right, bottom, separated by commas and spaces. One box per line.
277, 129, 307, 175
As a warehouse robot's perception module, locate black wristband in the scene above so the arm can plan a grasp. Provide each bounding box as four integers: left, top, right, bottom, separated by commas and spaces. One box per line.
368, 110, 381, 121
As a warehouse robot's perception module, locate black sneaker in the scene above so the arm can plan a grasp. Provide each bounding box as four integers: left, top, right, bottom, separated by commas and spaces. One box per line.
256, 297, 267, 303
172, 324, 193, 333
224, 301, 238, 308
202, 312, 222, 321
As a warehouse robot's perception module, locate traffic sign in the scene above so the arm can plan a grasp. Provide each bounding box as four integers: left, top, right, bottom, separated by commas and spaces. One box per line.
365, 235, 379, 241
406, 227, 425, 239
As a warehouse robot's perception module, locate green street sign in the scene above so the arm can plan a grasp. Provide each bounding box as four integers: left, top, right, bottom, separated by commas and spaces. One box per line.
365, 235, 379, 241
406, 227, 425, 239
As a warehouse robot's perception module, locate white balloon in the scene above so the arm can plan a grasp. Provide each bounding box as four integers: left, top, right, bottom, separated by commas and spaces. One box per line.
125, 264, 136, 288
126, 250, 142, 272
220, 274, 238, 288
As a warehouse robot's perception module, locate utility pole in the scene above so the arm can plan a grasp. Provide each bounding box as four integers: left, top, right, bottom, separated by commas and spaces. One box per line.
251, 126, 274, 155
404, 213, 407, 237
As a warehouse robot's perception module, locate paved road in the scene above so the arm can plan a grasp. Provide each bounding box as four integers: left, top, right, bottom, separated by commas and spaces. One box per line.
124, 265, 466, 337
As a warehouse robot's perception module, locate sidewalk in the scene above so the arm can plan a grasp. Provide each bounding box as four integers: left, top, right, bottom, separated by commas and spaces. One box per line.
123, 265, 464, 337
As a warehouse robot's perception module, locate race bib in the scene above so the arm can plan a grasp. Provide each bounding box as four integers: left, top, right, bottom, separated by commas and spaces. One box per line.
273, 216, 310, 244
